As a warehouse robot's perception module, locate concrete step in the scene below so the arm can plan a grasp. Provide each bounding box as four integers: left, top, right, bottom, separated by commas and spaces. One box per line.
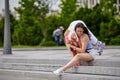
0, 63, 120, 76
0, 58, 68, 65
1, 58, 120, 67
0, 69, 120, 80
0, 54, 120, 80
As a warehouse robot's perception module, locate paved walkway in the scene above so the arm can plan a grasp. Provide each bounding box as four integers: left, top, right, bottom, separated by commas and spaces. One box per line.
0, 46, 120, 80
0, 46, 120, 60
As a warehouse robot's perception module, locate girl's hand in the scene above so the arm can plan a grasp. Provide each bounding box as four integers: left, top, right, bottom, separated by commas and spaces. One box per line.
66, 44, 71, 48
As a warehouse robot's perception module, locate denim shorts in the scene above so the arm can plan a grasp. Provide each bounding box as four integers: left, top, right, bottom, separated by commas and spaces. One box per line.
86, 49, 97, 60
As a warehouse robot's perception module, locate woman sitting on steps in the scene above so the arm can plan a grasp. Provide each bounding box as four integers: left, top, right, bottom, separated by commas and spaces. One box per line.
53, 23, 97, 75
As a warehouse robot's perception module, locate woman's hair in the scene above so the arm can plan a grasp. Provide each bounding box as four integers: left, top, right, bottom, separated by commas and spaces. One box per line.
74, 23, 90, 39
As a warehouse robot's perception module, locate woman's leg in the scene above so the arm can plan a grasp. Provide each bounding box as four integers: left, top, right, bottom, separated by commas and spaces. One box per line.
64, 31, 80, 66
62, 53, 94, 71
69, 48, 80, 66
53, 53, 94, 75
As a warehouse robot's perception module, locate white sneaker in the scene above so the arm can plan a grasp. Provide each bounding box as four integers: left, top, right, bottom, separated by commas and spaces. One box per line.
53, 68, 64, 75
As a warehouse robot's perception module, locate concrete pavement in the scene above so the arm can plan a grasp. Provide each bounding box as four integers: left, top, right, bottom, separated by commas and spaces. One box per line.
0, 46, 120, 80
0, 46, 120, 60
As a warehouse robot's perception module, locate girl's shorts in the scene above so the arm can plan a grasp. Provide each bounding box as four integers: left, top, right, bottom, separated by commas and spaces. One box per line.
86, 49, 97, 60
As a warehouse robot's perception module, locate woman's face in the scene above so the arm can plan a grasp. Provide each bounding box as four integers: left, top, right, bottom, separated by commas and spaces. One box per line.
75, 27, 84, 37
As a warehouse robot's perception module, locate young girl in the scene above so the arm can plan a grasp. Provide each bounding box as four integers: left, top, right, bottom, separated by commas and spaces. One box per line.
53, 23, 97, 75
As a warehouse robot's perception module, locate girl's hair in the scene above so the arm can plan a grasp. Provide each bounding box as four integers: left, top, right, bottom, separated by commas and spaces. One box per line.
74, 23, 90, 39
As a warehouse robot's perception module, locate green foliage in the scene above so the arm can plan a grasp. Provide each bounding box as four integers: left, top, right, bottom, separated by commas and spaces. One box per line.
75, 0, 117, 42
13, 0, 49, 46
109, 35, 120, 45
59, 0, 77, 28
100, 22, 110, 44
41, 15, 65, 46
0, 14, 17, 47
100, 18, 120, 45
44, 16, 59, 41
40, 40, 56, 46
0, 0, 120, 46
0, 17, 4, 46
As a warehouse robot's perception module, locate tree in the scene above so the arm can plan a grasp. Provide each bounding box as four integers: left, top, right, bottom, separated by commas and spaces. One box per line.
40, 0, 78, 46
100, 18, 120, 45
59, 0, 77, 29
98, 0, 119, 45
13, 0, 49, 45
41, 15, 60, 46
76, 0, 117, 42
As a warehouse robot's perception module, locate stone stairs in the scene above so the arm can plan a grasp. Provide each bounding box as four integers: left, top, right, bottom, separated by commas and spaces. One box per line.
0, 57, 120, 80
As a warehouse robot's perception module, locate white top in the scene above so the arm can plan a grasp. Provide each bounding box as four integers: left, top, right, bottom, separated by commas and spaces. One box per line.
68, 20, 87, 31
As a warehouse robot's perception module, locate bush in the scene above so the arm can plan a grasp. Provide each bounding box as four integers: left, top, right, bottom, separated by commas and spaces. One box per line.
40, 41, 56, 46
109, 35, 120, 45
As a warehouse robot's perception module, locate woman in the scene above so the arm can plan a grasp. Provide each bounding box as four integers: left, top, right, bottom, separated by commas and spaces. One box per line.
53, 23, 97, 75
64, 20, 104, 55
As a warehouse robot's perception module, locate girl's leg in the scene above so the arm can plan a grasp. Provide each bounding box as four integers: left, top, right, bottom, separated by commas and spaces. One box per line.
53, 53, 94, 75
69, 48, 80, 66
62, 53, 93, 71
65, 32, 80, 66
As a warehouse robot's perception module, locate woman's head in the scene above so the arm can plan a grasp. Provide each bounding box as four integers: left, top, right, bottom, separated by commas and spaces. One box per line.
74, 23, 90, 38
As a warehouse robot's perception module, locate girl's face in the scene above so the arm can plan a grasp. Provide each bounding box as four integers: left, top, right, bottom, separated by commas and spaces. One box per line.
75, 27, 84, 37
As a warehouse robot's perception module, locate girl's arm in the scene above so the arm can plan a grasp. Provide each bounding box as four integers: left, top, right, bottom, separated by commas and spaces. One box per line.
69, 35, 89, 53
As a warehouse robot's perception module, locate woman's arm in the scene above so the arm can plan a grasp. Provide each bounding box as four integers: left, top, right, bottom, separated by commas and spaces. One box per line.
69, 35, 89, 53
79, 35, 89, 52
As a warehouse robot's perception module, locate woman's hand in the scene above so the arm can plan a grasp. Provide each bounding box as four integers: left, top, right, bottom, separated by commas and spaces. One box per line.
66, 43, 75, 49
66, 44, 71, 48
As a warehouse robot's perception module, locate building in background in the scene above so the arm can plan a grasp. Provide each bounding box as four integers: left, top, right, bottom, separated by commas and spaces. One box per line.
48, 0, 61, 15
50, 0, 120, 15
114, 0, 120, 12
77, 0, 100, 8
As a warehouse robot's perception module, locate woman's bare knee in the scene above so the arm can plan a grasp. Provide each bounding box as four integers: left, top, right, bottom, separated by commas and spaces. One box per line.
76, 53, 94, 61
